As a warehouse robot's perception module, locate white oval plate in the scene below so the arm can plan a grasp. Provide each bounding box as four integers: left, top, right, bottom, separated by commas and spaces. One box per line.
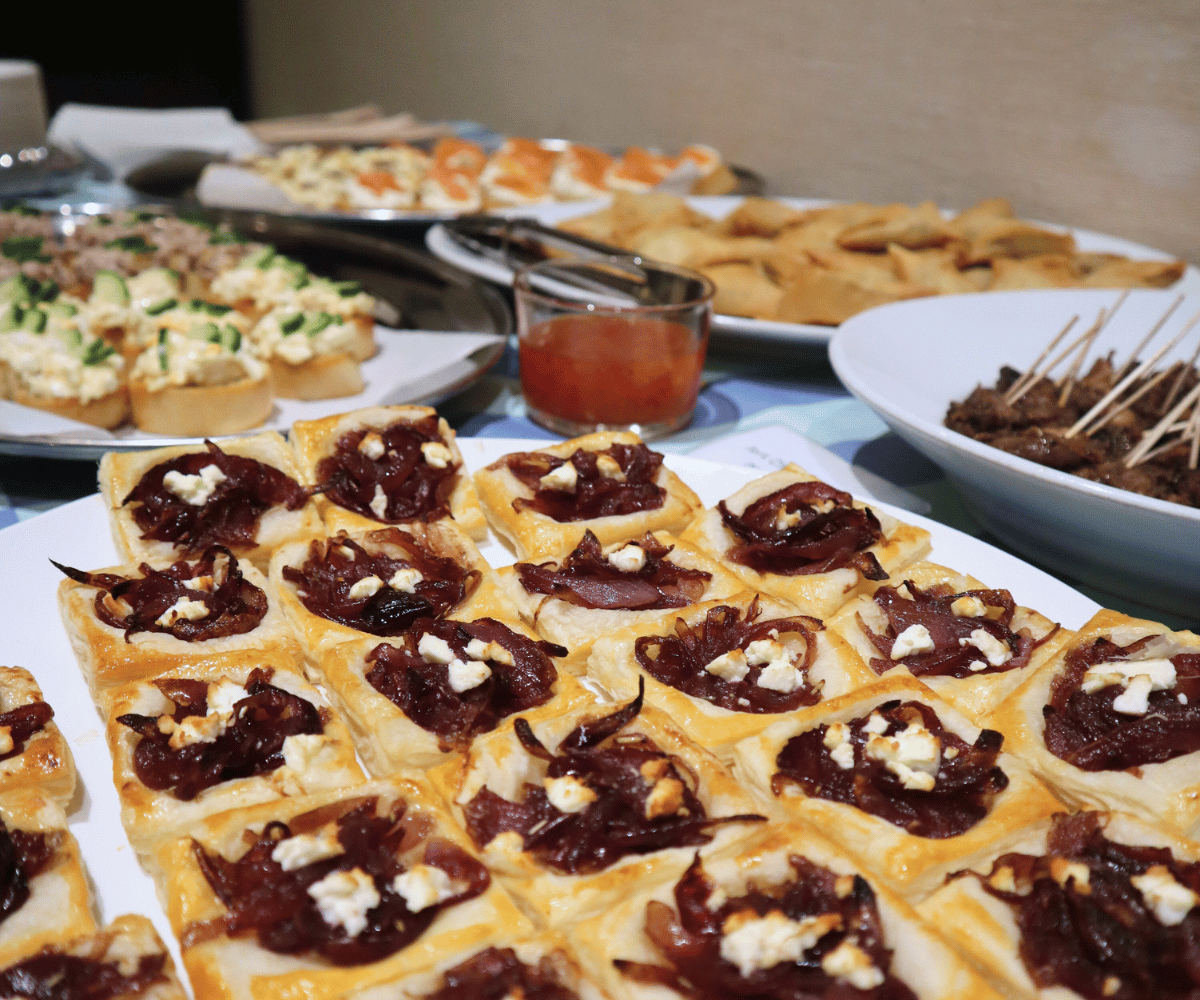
426, 196, 1200, 348
831, 288, 1200, 618
0, 439, 1099, 976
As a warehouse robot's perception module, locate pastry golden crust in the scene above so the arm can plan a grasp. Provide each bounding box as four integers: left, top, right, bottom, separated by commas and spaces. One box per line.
271, 521, 519, 666
56, 556, 303, 699
312, 624, 593, 774
103, 663, 364, 859
99, 432, 323, 571
498, 531, 747, 656
0, 914, 190, 1000
916, 811, 1200, 1000
826, 561, 1074, 724
266, 352, 363, 401
289, 405, 487, 541
473, 432, 702, 561
426, 696, 765, 929
730, 675, 1064, 902
0, 666, 75, 808
586, 592, 877, 762
156, 776, 532, 1000
680, 463, 931, 619
566, 819, 1005, 1000
985, 608, 1200, 838
0, 791, 95, 968
128, 370, 274, 436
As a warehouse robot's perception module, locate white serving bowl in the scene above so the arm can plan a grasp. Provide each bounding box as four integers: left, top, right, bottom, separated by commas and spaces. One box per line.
831, 288, 1200, 619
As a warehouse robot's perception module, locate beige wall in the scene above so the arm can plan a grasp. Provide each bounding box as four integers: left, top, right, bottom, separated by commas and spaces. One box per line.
246, 0, 1200, 262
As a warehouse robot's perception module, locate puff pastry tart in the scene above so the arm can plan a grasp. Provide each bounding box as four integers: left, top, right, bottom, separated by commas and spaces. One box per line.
289, 405, 487, 541
680, 463, 931, 619
0, 666, 75, 807
314, 617, 591, 773
827, 561, 1071, 724
55, 546, 302, 697
0, 914, 187, 1000
99, 434, 322, 571
362, 933, 608, 1000
103, 663, 363, 858
587, 592, 877, 761
0, 791, 94, 968
473, 432, 702, 561
567, 819, 1004, 1000
731, 675, 1062, 902
271, 522, 517, 664
155, 776, 531, 1000
987, 608, 1200, 837
918, 810, 1200, 1000
499, 529, 746, 657
427, 681, 765, 928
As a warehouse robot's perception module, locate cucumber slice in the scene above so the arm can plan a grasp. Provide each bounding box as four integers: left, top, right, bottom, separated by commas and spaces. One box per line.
331, 279, 364, 297
189, 299, 233, 317
144, 298, 177, 316
247, 246, 276, 269
157, 328, 170, 371
302, 312, 337, 338
188, 321, 221, 343
220, 325, 242, 353
81, 339, 116, 366
44, 300, 78, 319
20, 307, 47, 334
53, 327, 84, 353
91, 271, 131, 306
0, 303, 24, 332
279, 312, 305, 335
0, 274, 42, 305
1, 236, 50, 264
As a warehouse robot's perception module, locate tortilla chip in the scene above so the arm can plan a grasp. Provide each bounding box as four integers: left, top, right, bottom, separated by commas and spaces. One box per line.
774, 261, 932, 325
838, 201, 955, 251
609, 191, 713, 242
1081, 258, 1186, 289
627, 226, 775, 269
717, 196, 812, 238
887, 244, 978, 294
959, 217, 1076, 265
988, 254, 1082, 290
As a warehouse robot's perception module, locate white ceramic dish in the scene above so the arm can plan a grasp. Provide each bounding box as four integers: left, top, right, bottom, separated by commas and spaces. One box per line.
426, 196, 1200, 348
0, 438, 1100, 986
831, 288, 1200, 619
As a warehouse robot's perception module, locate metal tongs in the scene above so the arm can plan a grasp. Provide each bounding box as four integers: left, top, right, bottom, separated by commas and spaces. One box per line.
442, 216, 701, 307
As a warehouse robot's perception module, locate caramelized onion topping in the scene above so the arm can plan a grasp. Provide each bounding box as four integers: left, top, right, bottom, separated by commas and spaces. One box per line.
718, 481, 888, 578
316, 416, 457, 524
504, 443, 666, 522
194, 798, 489, 966
282, 530, 478, 636
423, 946, 581, 1000
616, 853, 916, 999
859, 580, 1055, 678
53, 546, 267, 643
772, 699, 1009, 839
516, 530, 710, 610
0, 701, 53, 763
122, 440, 309, 553
634, 599, 824, 713
115, 667, 324, 801
461, 681, 764, 874
976, 812, 1200, 1000
1043, 636, 1200, 771
365, 618, 564, 750
0, 820, 59, 928
0, 952, 167, 1000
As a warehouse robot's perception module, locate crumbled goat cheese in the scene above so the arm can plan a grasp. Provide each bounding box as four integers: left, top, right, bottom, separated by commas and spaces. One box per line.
421, 441, 453, 468
823, 723, 855, 769
418, 633, 456, 664
1130, 865, 1199, 926
607, 544, 647, 572
644, 777, 686, 819
705, 649, 749, 684
388, 567, 423, 593
207, 679, 247, 719
155, 597, 209, 628
544, 774, 597, 813
446, 657, 492, 693
271, 825, 344, 871
1049, 858, 1091, 893
950, 595, 988, 617
183, 574, 213, 592
539, 462, 577, 492
862, 713, 889, 735
368, 484, 388, 519
0, 728, 12, 756
392, 863, 457, 912
358, 433, 385, 459
1082, 657, 1176, 717
747, 639, 802, 693
596, 454, 625, 480
281, 733, 326, 774
162, 464, 227, 506
821, 939, 884, 990
347, 575, 384, 600
166, 712, 224, 750
464, 638, 514, 666
719, 910, 841, 977
959, 628, 1012, 668
308, 867, 380, 936
774, 505, 804, 531
864, 721, 941, 791
891, 624, 935, 660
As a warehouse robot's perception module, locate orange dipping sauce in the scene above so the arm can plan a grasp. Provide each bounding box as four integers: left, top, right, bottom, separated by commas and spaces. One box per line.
519, 314, 707, 427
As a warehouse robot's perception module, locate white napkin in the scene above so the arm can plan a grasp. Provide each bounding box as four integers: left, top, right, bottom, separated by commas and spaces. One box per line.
47, 104, 265, 178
